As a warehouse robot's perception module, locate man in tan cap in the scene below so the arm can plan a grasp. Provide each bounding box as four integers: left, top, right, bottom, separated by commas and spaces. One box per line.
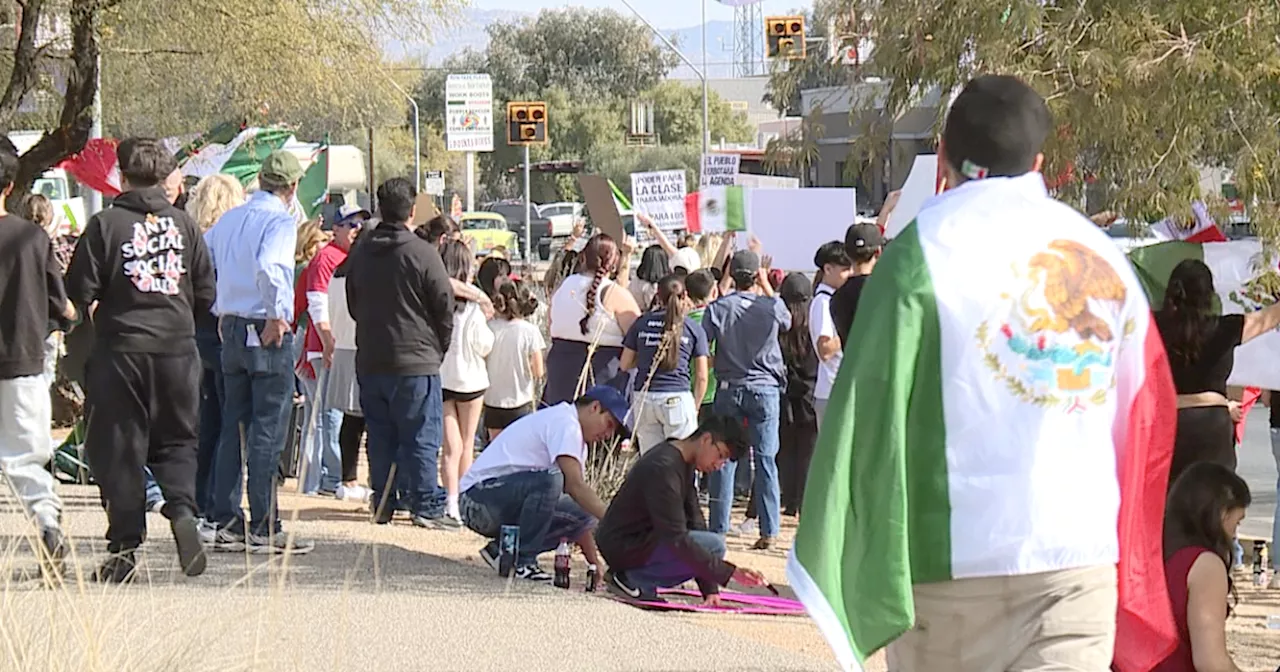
203, 149, 314, 555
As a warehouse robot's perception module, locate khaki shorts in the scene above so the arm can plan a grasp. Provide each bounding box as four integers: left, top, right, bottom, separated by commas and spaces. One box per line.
888, 565, 1117, 672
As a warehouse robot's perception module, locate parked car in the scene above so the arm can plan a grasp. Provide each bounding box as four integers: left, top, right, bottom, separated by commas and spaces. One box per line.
460, 212, 519, 259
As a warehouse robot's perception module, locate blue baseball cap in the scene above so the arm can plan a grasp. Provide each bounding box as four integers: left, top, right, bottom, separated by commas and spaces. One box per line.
580, 385, 632, 432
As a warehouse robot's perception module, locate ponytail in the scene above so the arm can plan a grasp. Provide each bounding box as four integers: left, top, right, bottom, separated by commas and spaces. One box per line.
656, 274, 689, 371
580, 265, 608, 336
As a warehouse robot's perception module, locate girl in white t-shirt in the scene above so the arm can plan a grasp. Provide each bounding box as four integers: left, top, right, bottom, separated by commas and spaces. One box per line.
439, 241, 494, 523
483, 278, 546, 440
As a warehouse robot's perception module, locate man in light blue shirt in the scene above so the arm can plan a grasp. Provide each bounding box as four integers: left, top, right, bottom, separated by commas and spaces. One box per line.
203, 150, 313, 555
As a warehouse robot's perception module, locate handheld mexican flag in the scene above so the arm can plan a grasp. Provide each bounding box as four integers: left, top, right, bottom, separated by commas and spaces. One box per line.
179, 127, 295, 185
296, 144, 330, 220
684, 186, 747, 234
787, 174, 1177, 672
1128, 239, 1280, 389
1148, 201, 1227, 243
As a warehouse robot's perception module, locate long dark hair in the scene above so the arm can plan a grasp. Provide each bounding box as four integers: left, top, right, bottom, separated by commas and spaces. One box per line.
655, 274, 690, 371
1165, 461, 1251, 611
419, 214, 458, 246
778, 272, 814, 364
1155, 259, 1217, 366
577, 233, 620, 337
477, 256, 512, 298
440, 240, 473, 309
636, 245, 670, 284
493, 277, 539, 320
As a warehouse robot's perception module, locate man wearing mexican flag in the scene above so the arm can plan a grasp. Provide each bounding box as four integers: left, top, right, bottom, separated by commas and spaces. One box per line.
788, 75, 1178, 671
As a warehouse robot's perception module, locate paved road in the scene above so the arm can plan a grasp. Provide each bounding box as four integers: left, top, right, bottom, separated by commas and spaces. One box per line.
1239, 412, 1277, 541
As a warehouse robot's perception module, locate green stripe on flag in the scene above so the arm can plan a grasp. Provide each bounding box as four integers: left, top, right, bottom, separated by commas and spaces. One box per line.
1126, 241, 1212, 311
608, 179, 633, 211
790, 219, 950, 666
174, 119, 245, 164
725, 186, 745, 231
298, 145, 329, 220
223, 128, 295, 186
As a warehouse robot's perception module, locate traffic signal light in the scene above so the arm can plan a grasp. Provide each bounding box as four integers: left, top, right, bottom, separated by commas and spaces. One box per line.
507, 102, 548, 146
766, 16, 806, 60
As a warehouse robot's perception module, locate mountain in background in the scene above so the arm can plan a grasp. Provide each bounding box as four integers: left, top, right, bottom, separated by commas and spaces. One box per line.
391, 8, 749, 79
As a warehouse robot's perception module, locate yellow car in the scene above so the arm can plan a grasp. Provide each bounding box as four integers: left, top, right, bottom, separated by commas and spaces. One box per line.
460, 212, 519, 258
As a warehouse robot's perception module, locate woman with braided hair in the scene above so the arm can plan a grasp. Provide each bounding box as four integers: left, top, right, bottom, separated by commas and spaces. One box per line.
543, 233, 640, 406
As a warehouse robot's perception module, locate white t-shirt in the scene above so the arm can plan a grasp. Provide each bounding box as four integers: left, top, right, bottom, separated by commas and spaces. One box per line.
441, 301, 495, 394
809, 284, 842, 400
460, 403, 585, 492
484, 318, 547, 409
328, 277, 357, 351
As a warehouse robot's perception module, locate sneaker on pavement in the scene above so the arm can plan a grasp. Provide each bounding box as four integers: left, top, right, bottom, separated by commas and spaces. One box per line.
728, 519, 758, 538
247, 532, 315, 556
170, 517, 208, 577
479, 544, 500, 571
95, 552, 138, 584
751, 536, 775, 551
148, 499, 166, 514
39, 526, 67, 579
515, 565, 554, 582
337, 484, 371, 502
196, 519, 217, 545
605, 570, 662, 602
211, 528, 247, 553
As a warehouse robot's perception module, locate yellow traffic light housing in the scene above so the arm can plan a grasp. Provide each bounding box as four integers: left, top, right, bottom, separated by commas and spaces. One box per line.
507, 102, 548, 146
766, 16, 806, 60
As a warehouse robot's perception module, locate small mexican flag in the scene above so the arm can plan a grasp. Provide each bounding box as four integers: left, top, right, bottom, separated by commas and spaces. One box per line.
787, 174, 1178, 672
684, 186, 747, 234
179, 127, 295, 185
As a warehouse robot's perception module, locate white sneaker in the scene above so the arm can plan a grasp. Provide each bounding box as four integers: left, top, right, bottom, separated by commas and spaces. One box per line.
337, 484, 371, 502
148, 500, 166, 514
1269, 573, 1280, 590
196, 518, 217, 545
728, 519, 758, 538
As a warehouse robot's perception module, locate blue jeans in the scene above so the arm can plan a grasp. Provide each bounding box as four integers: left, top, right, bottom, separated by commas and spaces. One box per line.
359, 373, 446, 518
460, 470, 595, 566
211, 317, 295, 536
707, 385, 782, 537
195, 325, 223, 518
1272, 429, 1280, 571
298, 367, 342, 494
144, 468, 163, 509
626, 531, 726, 590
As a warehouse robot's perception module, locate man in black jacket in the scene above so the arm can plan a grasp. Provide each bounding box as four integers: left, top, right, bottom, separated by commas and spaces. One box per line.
0, 148, 76, 577
65, 138, 216, 583
596, 415, 769, 604
345, 177, 457, 528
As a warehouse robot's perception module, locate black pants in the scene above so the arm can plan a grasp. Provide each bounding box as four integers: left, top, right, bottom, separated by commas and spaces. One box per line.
85, 349, 200, 552
778, 416, 818, 514
339, 413, 365, 484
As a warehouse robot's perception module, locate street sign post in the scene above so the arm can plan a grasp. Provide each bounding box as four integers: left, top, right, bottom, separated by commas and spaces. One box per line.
424, 170, 445, 196
446, 74, 494, 212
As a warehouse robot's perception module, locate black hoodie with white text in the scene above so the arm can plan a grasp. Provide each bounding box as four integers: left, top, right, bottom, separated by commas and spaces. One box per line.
345, 220, 454, 376
65, 186, 215, 354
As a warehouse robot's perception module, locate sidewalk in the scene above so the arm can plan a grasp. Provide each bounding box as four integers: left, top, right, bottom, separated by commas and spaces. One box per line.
3, 481, 1278, 670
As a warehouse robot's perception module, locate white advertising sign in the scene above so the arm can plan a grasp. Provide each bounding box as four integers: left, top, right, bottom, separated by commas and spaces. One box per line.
631, 170, 688, 247
701, 153, 741, 187
445, 74, 494, 153
424, 170, 445, 196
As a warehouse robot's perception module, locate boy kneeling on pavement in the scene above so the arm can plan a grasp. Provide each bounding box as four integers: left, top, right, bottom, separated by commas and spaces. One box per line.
460, 386, 628, 582
596, 414, 768, 604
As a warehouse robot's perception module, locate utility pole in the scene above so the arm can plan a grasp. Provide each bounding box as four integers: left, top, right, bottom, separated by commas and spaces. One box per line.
523, 146, 532, 263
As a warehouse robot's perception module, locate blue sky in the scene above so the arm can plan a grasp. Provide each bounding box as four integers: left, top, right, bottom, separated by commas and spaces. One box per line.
472, 0, 809, 30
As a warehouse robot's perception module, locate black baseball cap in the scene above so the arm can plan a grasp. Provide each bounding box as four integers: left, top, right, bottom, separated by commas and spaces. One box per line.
941, 74, 1051, 180
730, 250, 761, 276
844, 223, 884, 254
813, 240, 851, 269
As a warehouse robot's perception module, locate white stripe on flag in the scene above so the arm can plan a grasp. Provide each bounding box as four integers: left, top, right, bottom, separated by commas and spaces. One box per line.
786, 551, 864, 672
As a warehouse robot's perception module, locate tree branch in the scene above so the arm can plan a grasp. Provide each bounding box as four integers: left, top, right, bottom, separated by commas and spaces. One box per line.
0, 0, 47, 131
108, 47, 206, 56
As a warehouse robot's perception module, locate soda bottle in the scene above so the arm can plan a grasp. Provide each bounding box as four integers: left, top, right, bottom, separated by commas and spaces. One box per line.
553, 538, 571, 589
585, 564, 598, 593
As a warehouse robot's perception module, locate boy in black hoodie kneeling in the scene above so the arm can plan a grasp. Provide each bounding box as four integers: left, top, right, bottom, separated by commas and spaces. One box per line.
65, 138, 216, 582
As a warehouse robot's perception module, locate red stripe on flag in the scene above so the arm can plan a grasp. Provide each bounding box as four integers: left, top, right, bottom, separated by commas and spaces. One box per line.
1185, 226, 1227, 243
1235, 387, 1262, 446
685, 192, 701, 233
1112, 312, 1178, 672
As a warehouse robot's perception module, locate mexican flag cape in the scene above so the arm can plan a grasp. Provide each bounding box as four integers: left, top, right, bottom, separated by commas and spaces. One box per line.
1128, 239, 1280, 389
787, 174, 1178, 672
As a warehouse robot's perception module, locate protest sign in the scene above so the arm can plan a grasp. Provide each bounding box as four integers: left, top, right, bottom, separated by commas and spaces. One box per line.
631, 170, 688, 247
701, 154, 741, 187
579, 174, 626, 242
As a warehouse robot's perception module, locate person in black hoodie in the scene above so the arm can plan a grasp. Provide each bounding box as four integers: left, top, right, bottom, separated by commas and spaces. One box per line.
0, 147, 76, 577
65, 138, 216, 583
345, 177, 457, 528
596, 414, 769, 604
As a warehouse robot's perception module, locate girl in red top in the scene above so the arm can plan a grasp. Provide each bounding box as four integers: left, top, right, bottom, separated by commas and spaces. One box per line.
1153, 462, 1251, 671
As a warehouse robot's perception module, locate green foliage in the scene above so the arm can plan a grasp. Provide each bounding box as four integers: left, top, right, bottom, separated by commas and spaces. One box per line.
413, 8, 747, 203
772, 0, 1280, 238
